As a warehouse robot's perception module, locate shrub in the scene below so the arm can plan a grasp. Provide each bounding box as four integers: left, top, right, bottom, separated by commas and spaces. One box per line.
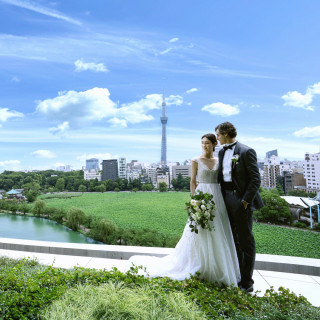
78, 184, 87, 192
66, 207, 86, 231
118, 228, 166, 247
131, 187, 138, 192
50, 208, 67, 223
158, 182, 168, 192
294, 221, 307, 229
88, 218, 118, 243
114, 187, 120, 192
32, 199, 46, 217
142, 183, 154, 191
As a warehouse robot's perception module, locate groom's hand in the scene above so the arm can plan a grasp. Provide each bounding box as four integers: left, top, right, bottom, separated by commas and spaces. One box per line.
241, 200, 249, 209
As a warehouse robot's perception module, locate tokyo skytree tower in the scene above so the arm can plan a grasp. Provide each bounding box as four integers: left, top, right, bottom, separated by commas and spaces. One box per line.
160, 86, 168, 167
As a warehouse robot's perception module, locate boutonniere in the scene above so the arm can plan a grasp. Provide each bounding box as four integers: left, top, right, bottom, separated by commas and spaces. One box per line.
231, 154, 240, 164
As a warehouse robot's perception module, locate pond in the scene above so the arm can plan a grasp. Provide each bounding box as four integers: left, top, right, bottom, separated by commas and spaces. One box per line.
0, 213, 100, 244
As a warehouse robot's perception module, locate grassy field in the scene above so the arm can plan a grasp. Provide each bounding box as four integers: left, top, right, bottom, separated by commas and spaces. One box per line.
40, 192, 320, 259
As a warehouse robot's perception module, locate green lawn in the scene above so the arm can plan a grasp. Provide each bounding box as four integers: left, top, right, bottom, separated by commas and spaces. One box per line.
40, 192, 320, 259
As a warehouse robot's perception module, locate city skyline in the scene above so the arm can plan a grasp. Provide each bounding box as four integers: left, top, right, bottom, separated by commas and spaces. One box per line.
1, 1, 320, 172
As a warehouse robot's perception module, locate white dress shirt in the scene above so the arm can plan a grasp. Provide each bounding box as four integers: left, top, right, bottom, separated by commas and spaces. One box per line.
222, 142, 237, 182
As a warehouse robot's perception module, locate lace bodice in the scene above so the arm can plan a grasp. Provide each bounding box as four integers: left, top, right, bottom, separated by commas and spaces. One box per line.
193, 157, 219, 184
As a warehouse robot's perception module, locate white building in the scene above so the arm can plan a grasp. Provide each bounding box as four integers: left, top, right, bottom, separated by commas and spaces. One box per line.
157, 172, 170, 188
84, 169, 101, 181
304, 152, 320, 193
118, 157, 127, 179
263, 155, 280, 189
56, 165, 72, 172
172, 165, 191, 179
147, 167, 157, 186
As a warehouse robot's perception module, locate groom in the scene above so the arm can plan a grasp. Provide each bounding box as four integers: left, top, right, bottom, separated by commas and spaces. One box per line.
215, 122, 263, 293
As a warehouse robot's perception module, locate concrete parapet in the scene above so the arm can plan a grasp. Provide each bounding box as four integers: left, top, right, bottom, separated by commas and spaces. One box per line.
0, 237, 319, 276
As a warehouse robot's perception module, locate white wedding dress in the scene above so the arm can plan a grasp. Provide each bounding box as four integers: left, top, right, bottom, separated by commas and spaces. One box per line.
126, 157, 240, 286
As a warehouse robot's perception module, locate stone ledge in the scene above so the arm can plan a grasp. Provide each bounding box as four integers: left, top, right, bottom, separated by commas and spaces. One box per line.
0, 237, 319, 276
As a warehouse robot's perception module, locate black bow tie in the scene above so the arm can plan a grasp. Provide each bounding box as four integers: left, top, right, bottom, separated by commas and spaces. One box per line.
223, 143, 236, 151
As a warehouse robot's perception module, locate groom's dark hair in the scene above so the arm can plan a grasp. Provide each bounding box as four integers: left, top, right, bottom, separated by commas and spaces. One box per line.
215, 122, 237, 138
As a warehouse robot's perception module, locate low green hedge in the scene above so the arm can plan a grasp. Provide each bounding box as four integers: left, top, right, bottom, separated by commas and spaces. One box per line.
0, 257, 319, 319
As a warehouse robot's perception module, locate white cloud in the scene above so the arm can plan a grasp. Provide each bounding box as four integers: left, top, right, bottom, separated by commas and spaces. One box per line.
307, 82, 320, 95
36, 88, 117, 129
30, 150, 56, 158
250, 104, 261, 108
159, 48, 173, 55
281, 91, 313, 111
74, 59, 108, 73
54, 162, 65, 167
282, 81, 320, 111
11, 76, 20, 83
1, 0, 81, 25
294, 126, 320, 138
76, 153, 118, 163
202, 102, 240, 117
0, 107, 23, 123
186, 88, 198, 94
0, 160, 20, 167
37, 88, 183, 130
49, 121, 70, 135
0, 160, 21, 172
169, 37, 179, 43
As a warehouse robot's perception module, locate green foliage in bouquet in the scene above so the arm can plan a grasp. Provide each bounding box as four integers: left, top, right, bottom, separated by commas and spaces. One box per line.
185, 191, 216, 233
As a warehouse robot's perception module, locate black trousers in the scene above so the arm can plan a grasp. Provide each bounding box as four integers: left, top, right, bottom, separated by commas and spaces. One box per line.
222, 189, 255, 287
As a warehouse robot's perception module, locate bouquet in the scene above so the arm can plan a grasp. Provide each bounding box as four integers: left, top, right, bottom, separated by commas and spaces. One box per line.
185, 191, 216, 233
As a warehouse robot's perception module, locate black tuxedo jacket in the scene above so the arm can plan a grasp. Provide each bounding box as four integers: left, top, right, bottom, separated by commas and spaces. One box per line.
218, 141, 264, 211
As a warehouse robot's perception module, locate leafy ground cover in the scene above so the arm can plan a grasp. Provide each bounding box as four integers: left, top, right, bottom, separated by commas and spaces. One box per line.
0, 257, 319, 320
40, 192, 320, 259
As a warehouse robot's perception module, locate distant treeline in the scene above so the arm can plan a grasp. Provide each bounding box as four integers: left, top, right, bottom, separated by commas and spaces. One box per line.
0, 170, 191, 195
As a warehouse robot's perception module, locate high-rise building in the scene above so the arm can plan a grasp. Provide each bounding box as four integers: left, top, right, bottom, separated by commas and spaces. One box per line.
263, 155, 280, 189
304, 152, 320, 192
118, 157, 126, 179
160, 89, 168, 168
101, 159, 118, 181
86, 158, 99, 171
266, 149, 278, 159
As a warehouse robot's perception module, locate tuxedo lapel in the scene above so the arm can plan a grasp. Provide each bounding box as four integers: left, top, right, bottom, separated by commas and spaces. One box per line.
218, 149, 225, 183
231, 142, 241, 191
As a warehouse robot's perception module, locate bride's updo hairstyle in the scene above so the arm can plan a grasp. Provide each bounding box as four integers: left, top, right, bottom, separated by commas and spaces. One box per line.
202, 133, 217, 152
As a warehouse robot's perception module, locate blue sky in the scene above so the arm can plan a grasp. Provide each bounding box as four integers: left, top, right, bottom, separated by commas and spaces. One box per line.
0, 0, 320, 171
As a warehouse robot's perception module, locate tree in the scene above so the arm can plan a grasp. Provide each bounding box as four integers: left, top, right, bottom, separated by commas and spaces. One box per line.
288, 189, 316, 198
32, 200, 46, 217
66, 207, 86, 231
105, 179, 114, 191
25, 190, 39, 203
20, 201, 30, 215
158, 182, 168, 192
254, 189, 292, 224
55, 178, 65, 192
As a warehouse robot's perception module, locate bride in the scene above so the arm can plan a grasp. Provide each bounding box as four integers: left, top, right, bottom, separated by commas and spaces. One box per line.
126, 133, 240, 286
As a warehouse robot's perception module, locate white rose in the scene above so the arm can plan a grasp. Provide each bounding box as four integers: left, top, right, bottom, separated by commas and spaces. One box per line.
201, 205, 206, 211
190, 199, 196, 206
